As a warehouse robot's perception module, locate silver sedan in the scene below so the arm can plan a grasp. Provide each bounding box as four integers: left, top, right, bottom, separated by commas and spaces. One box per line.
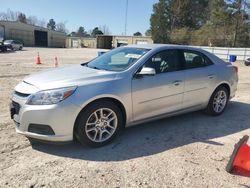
4, 40, 23, 51
11, 44, 238, 147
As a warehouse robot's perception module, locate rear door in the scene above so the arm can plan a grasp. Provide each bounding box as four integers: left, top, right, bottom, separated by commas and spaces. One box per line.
180, 50, 216, 109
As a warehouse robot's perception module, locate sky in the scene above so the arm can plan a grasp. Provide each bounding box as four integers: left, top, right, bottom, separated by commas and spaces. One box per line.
1, 0, 158, 35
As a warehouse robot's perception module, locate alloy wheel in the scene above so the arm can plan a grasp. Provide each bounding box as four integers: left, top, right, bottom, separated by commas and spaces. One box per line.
213, 90, 227, 113
85, 108, 118, 143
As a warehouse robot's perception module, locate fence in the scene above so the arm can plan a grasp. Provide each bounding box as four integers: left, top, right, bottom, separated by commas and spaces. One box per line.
191, 46, 250, 61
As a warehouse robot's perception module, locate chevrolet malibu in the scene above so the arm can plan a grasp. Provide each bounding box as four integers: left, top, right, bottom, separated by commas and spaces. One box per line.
10, 44, 238, 147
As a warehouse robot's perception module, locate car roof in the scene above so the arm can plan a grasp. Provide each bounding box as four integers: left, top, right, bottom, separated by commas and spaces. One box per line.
125, 44, 206, 52
125, 44, 226, 64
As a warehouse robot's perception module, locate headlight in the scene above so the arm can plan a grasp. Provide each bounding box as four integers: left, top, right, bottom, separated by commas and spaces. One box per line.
26, 86, 77, 105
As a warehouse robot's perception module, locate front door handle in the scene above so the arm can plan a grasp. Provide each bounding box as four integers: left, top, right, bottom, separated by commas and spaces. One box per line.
173, 80, 182, 86
208, 74, 215, 79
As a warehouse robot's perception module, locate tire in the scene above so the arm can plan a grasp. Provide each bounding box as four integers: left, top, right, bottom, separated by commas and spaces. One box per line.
205, 86, 229, 116
19, 46, 23, 50
2, 46, 7, 52
245, 61, 250, 66
74, 100, 123, 147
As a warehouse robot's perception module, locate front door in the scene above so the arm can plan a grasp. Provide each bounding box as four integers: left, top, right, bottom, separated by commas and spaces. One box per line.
132, 50, 184, 121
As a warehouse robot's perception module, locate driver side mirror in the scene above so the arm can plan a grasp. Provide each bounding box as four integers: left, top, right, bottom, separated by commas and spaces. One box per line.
136, 67, 156, 78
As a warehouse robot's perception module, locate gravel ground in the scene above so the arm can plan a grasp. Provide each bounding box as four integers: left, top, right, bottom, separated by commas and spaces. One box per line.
0, 47, 250, 188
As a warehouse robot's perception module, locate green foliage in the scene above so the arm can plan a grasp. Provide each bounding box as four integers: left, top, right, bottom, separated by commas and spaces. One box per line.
191, 24, 214, 46
47, 19, 56, 30
77, 26, 88, 37
171, 0, 209, 29
133, 32, 142, 36
150, 0, 171, 43
170, 27, 192, 45
150, 0, 250, 47
145, 29, 152, 36
91, 27, 103, 37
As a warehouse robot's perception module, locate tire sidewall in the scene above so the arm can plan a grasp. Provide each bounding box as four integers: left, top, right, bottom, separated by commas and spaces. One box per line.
207, 86, 229, 116
75, 101, 123, 147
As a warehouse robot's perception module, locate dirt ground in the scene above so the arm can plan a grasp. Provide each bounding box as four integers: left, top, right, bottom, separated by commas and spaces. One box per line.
0, 47, 250, 188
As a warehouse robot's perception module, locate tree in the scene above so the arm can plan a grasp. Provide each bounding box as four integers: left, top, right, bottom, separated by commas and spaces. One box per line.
27, 16, 46, 27
17, 13, 27, 23
150, 0, 172, 43
27, 16, 38, 25
37, 19, 46, 28
191, 24, 214, 46
91, 27, 103, 37
227, 0, 250, 46
170, 27, 192, 45
77, 26, 88, 37
69, 32, 77, 37
56, 22, 68, 33
47, 19, 56, 30
145, 29, 152, 36
171, 0, 209, 30
99, 25, 111, 35
133, 31, 142, 36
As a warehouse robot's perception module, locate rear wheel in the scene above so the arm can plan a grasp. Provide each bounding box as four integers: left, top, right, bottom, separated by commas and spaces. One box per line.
75, 101, 123, 147
205, 86, 229, 116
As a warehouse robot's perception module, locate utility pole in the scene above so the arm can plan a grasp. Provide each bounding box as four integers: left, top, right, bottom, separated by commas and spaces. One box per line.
125, 0, 128, 35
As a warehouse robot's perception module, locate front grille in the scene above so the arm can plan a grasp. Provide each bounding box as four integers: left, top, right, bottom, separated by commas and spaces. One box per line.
12, 101, 21, 115
14, 91, 30, 98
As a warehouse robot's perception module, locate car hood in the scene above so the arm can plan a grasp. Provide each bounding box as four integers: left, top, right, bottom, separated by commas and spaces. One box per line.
23, 65, 118, 90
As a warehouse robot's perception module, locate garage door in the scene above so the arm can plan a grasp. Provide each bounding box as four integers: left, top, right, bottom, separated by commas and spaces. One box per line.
0, 26, 4, 40
34, 30, 48, 47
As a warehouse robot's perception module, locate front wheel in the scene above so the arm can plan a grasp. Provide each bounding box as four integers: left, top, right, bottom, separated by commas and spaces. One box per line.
205, 86, 229, 116
75, 101, 123, 147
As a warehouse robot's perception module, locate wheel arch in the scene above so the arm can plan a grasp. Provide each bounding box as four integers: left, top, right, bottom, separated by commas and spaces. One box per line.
73, 96, 127, 135
206, 82, 231, 106
213, 82, 231, 97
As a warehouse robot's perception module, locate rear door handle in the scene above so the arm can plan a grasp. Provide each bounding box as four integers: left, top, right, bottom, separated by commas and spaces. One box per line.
173, 80, 182, 86
208, 74, 215, 79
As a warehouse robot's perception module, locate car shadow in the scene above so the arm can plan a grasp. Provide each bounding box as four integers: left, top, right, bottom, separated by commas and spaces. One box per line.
31, 101, 250, 161
0, 50, 16, 54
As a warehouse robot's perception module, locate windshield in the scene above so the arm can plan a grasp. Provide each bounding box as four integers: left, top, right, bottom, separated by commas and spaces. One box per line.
4, 40, 12, 43
86, 47, 150, 71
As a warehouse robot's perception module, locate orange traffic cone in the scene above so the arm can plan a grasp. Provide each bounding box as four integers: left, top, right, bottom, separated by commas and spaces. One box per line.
226, 135, 250, 177
36, 52, 41, 65
54, 56, 58, 67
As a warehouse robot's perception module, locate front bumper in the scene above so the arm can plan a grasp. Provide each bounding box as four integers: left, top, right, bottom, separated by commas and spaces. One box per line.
11, 94, 81, 142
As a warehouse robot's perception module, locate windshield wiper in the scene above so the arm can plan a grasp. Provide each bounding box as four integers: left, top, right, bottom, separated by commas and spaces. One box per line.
81, 62, 89, 67
81, 63, 109, 71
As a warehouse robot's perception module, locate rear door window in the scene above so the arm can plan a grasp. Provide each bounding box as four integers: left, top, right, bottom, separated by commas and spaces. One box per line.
183, 50, 213, 69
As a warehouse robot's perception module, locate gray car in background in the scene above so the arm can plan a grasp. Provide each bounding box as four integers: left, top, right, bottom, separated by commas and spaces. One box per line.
245, 58, 250, 66
4, 40, 23, 51
10, 44, 238, 147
